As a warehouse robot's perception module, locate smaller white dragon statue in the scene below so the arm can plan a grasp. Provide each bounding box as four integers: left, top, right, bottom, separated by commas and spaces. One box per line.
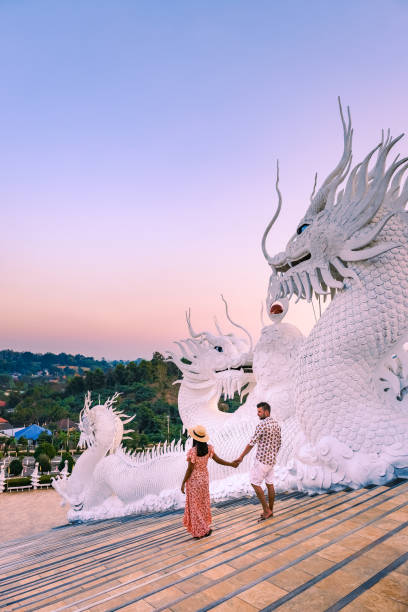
53, 297, 304, 521
165, 296, 256, 436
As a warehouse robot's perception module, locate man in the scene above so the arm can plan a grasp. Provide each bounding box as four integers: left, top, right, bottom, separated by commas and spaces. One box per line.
235, 402, 281, 521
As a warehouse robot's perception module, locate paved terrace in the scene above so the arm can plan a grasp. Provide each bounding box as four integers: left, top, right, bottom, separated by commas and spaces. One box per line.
1, 480, 408, 611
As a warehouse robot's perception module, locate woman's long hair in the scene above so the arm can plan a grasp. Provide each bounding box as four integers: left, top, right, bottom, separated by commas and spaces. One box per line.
193, 438, 209, 457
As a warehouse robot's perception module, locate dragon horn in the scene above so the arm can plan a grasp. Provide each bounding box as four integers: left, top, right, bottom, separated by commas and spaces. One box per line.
261, 160, 282, 265
213, 316, 223, 336
221, 294, 253, 352
186, 308, 202, 338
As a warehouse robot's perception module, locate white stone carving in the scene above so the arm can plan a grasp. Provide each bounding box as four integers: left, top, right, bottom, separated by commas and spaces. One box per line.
263, 99, 408, 491
31, 462, 39, 489
0, 463, 5, 493
53, 100, 408, 520
60, 459, 69, 480
53, 300, 302, 521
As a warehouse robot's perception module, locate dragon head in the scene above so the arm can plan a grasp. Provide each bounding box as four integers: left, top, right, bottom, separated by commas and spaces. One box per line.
78, 392, 135, 453
166, 296, 254, 402
262, 99, 408, 306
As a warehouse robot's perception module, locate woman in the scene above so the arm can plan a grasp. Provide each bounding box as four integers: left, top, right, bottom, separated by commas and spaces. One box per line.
181, 424, 238, 539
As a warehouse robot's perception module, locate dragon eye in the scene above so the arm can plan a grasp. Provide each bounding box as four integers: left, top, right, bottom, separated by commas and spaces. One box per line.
214, 346, 223, 352
297, 223, 309, 235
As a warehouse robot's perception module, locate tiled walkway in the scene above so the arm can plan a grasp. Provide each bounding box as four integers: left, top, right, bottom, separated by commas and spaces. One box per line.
1, 480, 408, 611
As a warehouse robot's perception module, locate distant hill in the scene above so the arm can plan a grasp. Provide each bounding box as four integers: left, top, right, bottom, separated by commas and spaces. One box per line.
0, 350, 142, 378
0, 352, 185, 448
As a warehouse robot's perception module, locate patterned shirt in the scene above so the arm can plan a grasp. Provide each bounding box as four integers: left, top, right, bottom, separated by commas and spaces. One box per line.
250, 416, 281, 466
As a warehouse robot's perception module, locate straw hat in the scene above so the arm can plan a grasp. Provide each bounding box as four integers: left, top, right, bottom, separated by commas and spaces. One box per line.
188, 424, 209, 443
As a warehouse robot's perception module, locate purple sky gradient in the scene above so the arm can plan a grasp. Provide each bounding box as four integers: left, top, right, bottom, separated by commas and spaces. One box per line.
1, 1, 408, 359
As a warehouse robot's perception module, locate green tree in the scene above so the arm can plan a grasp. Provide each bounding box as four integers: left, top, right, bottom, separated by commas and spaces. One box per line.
166, 360, 181, 378
37, 453, 51, 473
105, 370, 116, 388
84, 370, 95, 390
126, 362, 140, 383
131, 383, 155, 404
136, 361, 154, 383
92, 368, 105, 389
6, 391, 21, 410
34, 442, 56, 460
154, 360, 168, 398
55, 430, 68, 450
114, 363, 128, 385
11, 386, 66, 426
9, 458, 23, 476
136, 404, 157, 432
37, 431, 52, 444
58, 451, 75, 473
151, 352, 164, 365
66, 376, 85, 395
0, 373, 11, 387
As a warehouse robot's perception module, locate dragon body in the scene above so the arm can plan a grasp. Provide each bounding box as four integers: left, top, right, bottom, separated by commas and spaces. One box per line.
53, 101, 408, 520
53, 305, 302, 521
264, 102, 408, 491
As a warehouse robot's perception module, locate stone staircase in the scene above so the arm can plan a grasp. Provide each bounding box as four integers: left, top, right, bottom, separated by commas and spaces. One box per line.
1, 480, 408, 611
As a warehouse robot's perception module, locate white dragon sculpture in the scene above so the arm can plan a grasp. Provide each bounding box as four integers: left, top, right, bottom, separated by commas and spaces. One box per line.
264, 99, 408, 491
53, 99, 408, 520
53, 299, 302, 520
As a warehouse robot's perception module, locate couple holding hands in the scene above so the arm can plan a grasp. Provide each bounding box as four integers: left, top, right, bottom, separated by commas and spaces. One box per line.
182, 402, 282, 539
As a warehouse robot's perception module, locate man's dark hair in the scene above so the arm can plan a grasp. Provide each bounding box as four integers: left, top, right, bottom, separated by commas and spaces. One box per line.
257, 402, 271, 414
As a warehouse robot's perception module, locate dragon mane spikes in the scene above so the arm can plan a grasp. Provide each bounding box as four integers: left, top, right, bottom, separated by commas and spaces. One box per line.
392, 167, 408, 211
84, 390, 92, 411
325, 155, 353, 210
345, 156, 408, 239
305, 97, 353, 217
386, 164, 407, 206
104, 392, 121, 411
309, 172, 318, 202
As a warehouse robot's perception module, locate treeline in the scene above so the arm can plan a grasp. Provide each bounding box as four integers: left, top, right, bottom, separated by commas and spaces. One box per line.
65, 353, 179, 395
0, 349, 113, 376
1, 353, 184, 448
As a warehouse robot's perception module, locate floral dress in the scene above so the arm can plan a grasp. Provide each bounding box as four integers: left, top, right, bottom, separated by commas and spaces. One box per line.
183, 445, 213, 538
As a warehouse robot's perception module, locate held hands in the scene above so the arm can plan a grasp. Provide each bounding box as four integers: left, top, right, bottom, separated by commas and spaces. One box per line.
231, 458, 242, 468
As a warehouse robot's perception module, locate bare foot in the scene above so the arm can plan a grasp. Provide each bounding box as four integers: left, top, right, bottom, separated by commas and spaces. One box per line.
258, 509, 273, 522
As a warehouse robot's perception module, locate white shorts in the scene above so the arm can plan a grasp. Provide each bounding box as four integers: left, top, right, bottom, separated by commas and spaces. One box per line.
250, 459, 275, 486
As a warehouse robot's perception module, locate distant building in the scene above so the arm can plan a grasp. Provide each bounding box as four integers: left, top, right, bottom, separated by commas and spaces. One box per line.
0, 417, 11, 431
57, 418, 79, 431
14, 424, 52, 441
1, 427, 25, 438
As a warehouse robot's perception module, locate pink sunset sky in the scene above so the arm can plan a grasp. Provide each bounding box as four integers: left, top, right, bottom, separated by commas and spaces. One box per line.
1, 1, 408, 360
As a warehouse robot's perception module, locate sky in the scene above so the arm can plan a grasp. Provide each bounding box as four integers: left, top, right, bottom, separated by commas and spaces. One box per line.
1, 0, 408, 360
